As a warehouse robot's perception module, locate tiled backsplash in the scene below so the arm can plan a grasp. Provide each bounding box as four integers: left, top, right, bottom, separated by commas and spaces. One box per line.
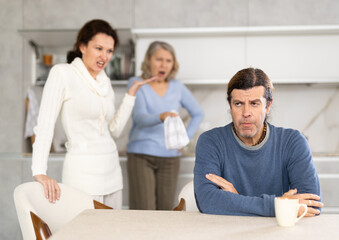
31, 82, 338, 156
113, 83, 339, 156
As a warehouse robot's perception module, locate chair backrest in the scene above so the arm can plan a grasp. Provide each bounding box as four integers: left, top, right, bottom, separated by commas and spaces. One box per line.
14, 182, 95, 240
178, 181, 199, 211
30, 211, 52, 240
93, 200, 113, 209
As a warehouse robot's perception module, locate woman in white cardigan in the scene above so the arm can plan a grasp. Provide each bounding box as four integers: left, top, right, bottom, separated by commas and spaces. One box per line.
31, 19, 155, 208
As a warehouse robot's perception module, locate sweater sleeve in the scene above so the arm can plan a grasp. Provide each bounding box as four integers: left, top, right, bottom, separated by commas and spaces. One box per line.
109, 93, 136, 137
194, 131, 275, 216
179, 83, 204, 139
285, 131, 321, 203
128, 77, 162, 127
31, 65, 66, 176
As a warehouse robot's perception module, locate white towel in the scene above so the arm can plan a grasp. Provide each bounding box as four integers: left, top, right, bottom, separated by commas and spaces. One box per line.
164, 116, 189, 150
24, 87, 41, 138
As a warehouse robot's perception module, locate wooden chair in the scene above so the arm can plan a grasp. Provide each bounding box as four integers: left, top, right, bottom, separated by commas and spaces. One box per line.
173, 198, 186, 211
93, 200, 113, 210
29, 201, 112, 240
30, 212, 52, 240
30, 200, 112, 239
173, 181, 199, 211
14, 182, 113, 240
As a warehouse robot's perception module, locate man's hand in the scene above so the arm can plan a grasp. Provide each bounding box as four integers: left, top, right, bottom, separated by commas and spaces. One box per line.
33, 174, 61, 203
205, 173, 239, 194
128, 77, 158, 96
282, 189, 324, 217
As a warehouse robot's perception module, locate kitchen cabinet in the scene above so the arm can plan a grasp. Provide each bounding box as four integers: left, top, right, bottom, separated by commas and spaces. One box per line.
2, 153, 338, 213
20, 25, 339, 87
132, 25, 339, 85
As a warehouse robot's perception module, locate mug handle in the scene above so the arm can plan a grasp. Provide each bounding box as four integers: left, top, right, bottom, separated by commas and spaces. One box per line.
295, 203, 308, 223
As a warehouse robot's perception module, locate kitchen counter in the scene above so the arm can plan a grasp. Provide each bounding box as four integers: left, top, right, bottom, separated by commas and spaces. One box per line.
1, 152, 338, 213
2, 152, 338, 161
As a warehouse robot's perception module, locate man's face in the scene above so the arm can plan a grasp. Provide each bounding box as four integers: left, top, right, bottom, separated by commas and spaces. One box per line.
230, 86, 272, 146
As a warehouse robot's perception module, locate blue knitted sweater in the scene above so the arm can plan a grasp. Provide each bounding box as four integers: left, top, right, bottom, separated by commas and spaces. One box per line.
194, 123, 321, 216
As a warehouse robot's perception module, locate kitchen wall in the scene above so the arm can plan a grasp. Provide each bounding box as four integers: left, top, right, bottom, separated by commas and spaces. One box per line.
0, 0, 338, 151
132, 31, 339, 154
2, 0, 339, 153
1, 1, 339, 239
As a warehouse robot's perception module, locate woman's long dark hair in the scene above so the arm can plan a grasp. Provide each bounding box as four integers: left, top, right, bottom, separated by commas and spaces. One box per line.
66, 19, 119, 63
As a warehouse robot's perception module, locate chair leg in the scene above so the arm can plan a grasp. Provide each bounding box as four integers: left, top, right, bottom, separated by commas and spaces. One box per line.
30, 211, 52, 240
93, 200, 113, 209
173, 198, 186, 211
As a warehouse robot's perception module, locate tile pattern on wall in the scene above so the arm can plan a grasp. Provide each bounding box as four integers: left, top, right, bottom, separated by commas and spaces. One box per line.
22, 0, 133, 29
134, 0, 248, 28
249, 0, 339, 26
0, 0, 24, 153
113, 84, 339, 155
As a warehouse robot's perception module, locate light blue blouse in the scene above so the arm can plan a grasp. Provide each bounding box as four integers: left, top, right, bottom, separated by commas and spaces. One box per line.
127, 77, 204, 157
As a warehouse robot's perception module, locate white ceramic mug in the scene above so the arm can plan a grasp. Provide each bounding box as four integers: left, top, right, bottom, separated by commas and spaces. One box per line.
274, 197, 308, 227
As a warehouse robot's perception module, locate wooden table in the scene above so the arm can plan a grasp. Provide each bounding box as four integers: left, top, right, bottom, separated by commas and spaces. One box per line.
50, 210, 338, 240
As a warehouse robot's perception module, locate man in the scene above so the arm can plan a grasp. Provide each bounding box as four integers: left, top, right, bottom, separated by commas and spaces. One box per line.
194, 68, 323, 217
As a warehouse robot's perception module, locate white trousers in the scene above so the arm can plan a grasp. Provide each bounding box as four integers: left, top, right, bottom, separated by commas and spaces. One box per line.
92, 189, 122, 209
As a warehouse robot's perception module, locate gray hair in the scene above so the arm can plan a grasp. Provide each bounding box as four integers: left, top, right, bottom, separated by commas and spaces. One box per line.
141, 41, 179, 81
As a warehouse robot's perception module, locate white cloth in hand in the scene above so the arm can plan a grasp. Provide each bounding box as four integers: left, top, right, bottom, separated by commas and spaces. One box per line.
164, 116, 189, 150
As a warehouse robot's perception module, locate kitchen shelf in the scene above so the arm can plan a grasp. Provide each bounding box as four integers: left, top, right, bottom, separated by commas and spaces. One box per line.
35, 80, 129, 86
13, 153, 339, 162
181, 78, 339, 85
19, 28, 133, 46
108, 78, 339, 86
20, 25, 339, 46
111, 80, 129, 85
132, 25, 339, 37
270, 78, 339, 84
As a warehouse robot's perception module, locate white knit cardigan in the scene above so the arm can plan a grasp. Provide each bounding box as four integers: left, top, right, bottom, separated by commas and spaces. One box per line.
32, 58, 135, 195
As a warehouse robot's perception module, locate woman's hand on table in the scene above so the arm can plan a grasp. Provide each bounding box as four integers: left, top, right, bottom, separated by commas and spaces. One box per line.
34, 174, 60, 203
128, 77, 158, 96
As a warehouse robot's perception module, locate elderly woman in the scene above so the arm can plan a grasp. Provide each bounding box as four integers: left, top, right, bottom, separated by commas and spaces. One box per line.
127, 41, 204, 210
32, 19, 154, 209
